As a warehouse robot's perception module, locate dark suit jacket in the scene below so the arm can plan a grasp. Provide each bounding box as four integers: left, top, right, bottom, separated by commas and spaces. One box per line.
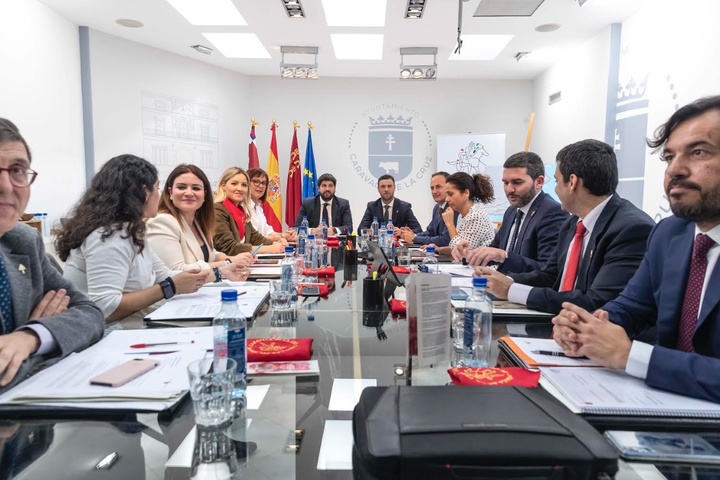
357, 198, 422, 233
413, 203, 458, 246
0, 224, 104, 393
492, 191, 568, 274
509, 195, 654, 315
603, 217, 720, 402
294, 195, 354, 234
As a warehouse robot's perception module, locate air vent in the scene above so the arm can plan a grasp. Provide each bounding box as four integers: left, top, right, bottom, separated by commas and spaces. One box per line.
548, 91, 562, 105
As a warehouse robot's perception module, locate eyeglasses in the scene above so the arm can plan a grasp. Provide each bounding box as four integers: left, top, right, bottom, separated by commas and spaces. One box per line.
251, 179, 268, 187
0, 165, 38, 187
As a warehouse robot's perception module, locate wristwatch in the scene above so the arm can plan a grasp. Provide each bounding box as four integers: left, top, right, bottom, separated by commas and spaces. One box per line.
160, 277, 175, 299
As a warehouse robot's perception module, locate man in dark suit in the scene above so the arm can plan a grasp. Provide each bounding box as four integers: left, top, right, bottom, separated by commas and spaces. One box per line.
294, 173, 353, 235
453, 152, 568, 273
553, 96, 720, 402
477, 139, 654, 315
399, 172, 458, 247
358, 175, 422, 235
0, 118, 104, 392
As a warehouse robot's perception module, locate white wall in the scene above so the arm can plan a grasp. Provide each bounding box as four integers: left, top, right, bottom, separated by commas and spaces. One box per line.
531, 27, 612, 166
246, 76, 533, 229
0, 0, 86, 230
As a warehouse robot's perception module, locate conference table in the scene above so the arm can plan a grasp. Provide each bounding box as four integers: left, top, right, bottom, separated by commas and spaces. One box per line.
1, 265, 719, 479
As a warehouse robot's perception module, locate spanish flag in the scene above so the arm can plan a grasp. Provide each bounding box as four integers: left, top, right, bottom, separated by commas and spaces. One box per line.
265, 121, 283, 231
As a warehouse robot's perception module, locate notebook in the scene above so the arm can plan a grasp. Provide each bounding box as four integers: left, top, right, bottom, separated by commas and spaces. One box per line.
541, 367, 720, 418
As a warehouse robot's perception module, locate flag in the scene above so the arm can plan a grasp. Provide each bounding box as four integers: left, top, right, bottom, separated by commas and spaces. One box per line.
285, 122, 302, 226
248, 120, 260, 170
265, 121, 282, 231
302, 125, 318, 199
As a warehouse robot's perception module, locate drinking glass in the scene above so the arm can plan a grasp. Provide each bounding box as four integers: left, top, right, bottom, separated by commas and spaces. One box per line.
269, 280, 292, 311
187, 357, 236, 427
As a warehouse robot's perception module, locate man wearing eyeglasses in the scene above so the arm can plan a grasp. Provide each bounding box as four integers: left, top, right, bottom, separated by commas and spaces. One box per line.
0, 118, 104, 393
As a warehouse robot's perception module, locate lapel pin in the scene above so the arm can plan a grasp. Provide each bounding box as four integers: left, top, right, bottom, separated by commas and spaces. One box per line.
18, 264, 26, 274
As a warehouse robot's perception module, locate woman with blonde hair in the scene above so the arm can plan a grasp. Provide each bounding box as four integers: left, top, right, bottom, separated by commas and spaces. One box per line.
146, 164, 253, 280
213, 167, 285, 255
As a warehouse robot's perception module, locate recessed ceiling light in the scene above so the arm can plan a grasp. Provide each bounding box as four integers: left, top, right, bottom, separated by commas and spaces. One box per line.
115, 18, 144, 28
330, 34, 384, 60
202, 33, 270, 58
191, 44, 213, 55
449, 34, 514, 61
535, 23, 561, 33
322, 0, 386, 27
167, 0, 247, 26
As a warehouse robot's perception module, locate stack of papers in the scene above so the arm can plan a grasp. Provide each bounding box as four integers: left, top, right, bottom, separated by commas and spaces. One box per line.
499, 336, 599, 368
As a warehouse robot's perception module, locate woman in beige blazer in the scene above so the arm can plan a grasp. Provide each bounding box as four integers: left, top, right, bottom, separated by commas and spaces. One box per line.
147, 164, 253, 280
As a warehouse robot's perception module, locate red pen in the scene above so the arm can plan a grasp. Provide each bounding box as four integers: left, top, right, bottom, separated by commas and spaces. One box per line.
130, 341, 195, 349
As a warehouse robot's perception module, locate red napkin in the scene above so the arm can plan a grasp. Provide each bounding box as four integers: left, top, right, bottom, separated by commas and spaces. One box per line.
247, 338, 313, 362
326, 237, 340, 248
447, 367, 540, 387
302, 266, 336, 277
392, 266, 413, 275
389, 299, 406, 317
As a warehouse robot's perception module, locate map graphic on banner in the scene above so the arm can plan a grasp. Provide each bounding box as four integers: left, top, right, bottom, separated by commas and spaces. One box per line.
437, 133, 507, 217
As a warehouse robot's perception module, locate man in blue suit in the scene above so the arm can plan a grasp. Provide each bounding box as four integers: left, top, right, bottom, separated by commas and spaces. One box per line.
358, 175, 422, 234
477, 139, 654, 315
553, 96, 720, 402
294, 173, 354, 235
453, 152, 568, 273
399, 172, 457, 247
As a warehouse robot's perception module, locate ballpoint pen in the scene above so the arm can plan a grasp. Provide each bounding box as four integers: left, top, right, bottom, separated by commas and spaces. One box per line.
532, 350, 589, 360
250, 244, 263, 255
130, 341, 195, 349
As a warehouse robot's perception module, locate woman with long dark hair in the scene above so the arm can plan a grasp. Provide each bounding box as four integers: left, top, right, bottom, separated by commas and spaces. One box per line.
146, 164, 253, 277
442, 172, 496, 250
56, 155, 208, 328
213, 167, 285, 255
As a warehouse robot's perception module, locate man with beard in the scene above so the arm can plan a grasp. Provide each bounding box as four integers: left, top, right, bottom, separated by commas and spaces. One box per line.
453, 152, 567, 273
294, 173, 353, 235
553, 96, 720, 402
358, 174, 422, 234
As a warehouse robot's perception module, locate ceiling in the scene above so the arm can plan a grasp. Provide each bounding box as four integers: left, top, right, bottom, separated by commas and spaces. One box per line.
38, 0, 650, 80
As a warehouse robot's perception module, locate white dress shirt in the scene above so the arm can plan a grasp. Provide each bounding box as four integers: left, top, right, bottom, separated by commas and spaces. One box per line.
504, 190, 542, 251
250, 199, 277, 237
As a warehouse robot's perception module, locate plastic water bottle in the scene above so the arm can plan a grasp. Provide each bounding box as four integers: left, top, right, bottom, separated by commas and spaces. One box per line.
461, 277, 493, 367
420, 246, 439, 274
297, 225, 307, 256
321, 218, 328, 241
301, 215, 310, 233
379, 222, 387, 251
370, 216, 379, 242
386, 218, 395, 264
213, 289, 247, 398
280, 246, 295, 291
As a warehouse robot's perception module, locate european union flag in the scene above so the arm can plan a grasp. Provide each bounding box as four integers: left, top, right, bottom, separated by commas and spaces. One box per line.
302, 129, 318, 199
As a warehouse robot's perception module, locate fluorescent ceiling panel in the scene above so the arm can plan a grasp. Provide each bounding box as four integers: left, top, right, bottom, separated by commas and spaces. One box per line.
449, 35, 514, 61
322, 0, 386, 26
202, 33, 270, 58
167, 0, 247, 26
331, 34, 384, 60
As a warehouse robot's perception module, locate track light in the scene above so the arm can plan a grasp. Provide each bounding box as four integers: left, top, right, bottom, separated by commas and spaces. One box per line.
280, 46, 319, 79
399, 47, 437, 80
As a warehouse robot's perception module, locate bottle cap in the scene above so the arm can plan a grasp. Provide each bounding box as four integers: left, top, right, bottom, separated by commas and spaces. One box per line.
308, 234, 316, 240
221, 289, 238, 301
373, 216, 377, 220
285, 246, 295, 254
426, 246, 435, 254
380, 222, 386, 227
473, 277, 487, 287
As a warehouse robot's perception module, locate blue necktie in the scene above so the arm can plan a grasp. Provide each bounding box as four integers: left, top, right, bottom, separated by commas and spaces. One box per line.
0, 256, 14, 333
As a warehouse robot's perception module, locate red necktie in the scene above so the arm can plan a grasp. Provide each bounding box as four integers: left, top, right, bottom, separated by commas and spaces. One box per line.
676, 234, 716, 352
560, 221, 587, 292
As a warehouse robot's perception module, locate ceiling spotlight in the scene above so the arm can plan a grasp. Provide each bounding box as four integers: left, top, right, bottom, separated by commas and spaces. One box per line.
191, 44, 213, 55
280, 45, 319, 79
115, 18, 144, 28
399, 47, 438, 80
405, 0, 426, 19
281, 0, 306, 18
514, 51, 530, 62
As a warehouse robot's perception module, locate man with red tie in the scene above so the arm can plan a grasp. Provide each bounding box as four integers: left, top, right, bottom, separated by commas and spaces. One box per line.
476, 139, 654, 315
553, 97, 720, 402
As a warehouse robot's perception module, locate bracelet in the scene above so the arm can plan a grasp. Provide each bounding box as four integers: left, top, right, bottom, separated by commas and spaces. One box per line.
212, 266, 222, 283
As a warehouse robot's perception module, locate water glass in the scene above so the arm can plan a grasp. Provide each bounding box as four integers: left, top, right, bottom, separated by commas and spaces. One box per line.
359, 228, 370, 251
397, 245, 411, 267
269, 280, 292, 311
187, 357, 236, 427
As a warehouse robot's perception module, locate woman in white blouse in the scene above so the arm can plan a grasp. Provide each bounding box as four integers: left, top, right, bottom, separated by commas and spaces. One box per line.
247, 168, 296, 242
56, 155, 208, 328
146, 164, 253, 277
441, 172, 496, 253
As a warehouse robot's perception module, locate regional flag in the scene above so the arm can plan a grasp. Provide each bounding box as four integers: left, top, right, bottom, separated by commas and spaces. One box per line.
302, 126, 318, 199
248, 120, 260, 170
265, 121, 283, 231
285, 122, 302, 226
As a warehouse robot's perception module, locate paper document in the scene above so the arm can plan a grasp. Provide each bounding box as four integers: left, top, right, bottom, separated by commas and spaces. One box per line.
499, 336, 599, 367
145, 284, 269, 321
540, 367, 720, 417
407, 273, 451, 367
438, 264, 475, 277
